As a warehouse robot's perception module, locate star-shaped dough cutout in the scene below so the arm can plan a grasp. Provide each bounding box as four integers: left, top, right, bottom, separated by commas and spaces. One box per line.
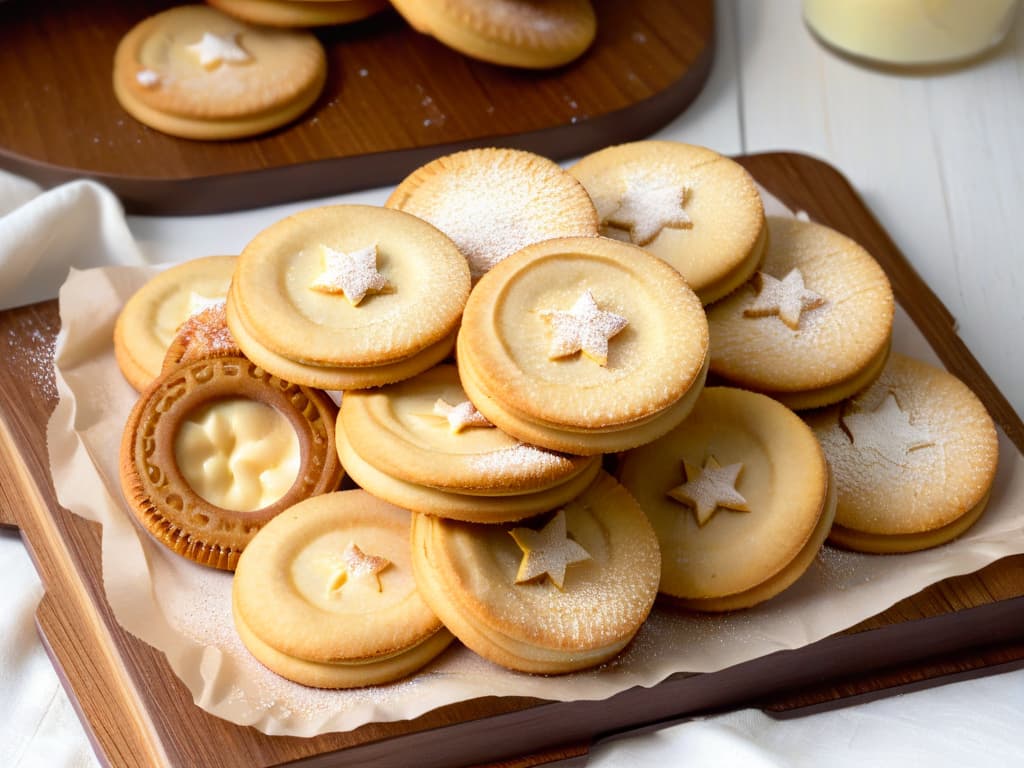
309, 244, 390, 306
187, 291, 225, 317
540, 290, 628, 366
667, 455, 750, 527
841, 392, 936, 466
743, 269, 826, 330
186, 32, 251, 70
432, 398, 493, 433
509, 509, 591, 590
605, 171, 692, 245
327, 543, 391, 595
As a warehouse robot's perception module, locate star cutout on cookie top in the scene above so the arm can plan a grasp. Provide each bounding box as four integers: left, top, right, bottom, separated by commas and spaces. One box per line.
743, 268, 826, 330
540, 290, 628, 367
841, 392, 936, 466
509, 509, 591, 590
432, 398, 493, 433
667, 455, 750, 527
327, 542, 391, 595
605, 170, 692, 246
187, 291, 225, 318
310, 243, 390, 306
186, 32, 251, 70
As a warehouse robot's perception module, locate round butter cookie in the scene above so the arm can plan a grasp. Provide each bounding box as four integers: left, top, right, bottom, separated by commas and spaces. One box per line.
337, 364, 601, 522
113, 4, 326, 140
228, 204, 470, 389
389, 0, 597, 69
805, 353, 998, 553
457, 236, 708, 455
114, 254, 237, 392
120, 356, 344, 570
234, 491, 453, 687
386, 147, 599, 281
410, 472, 660, 673
568, 141, 767, 305
207, 0, 387, 28
619, 387, 835, 611
706, 216, 894, 410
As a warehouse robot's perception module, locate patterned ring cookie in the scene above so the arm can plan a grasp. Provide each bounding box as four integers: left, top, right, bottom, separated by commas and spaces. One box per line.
120, 356, 344, 570
114, 254, 237, 392
386, 148, 599, 281
389, 0, 597, 69
233, 491, 453, 688
619, 387, 835, 612
207, 0, 388, 28
410, 472, 660, 673
569, 141, 767, 305
113, 4, 326, 140
337, 364, 602, 522
707, 216, 894, 410
805, 353, 999, 553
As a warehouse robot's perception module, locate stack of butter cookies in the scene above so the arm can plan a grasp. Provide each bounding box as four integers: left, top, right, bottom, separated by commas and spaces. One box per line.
115, 140, 999, 690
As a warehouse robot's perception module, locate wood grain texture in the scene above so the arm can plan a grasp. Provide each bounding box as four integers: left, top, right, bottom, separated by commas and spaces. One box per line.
2, 153, 1024, 767
0, 0, 713, 214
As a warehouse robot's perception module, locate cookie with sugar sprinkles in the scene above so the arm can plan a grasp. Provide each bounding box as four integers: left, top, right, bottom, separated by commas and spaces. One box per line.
336, 364, 601, 522
207, 0, 388, 28
114, 254, 237, 392
410, 472, 660, 673
707, 216, 894, 410
386, 148, 599, 281
113, 4, 326, 139
389, 0, 597, 69
569, 141, 767, 305
804, 353, 999, 553
619, 387, 835, 612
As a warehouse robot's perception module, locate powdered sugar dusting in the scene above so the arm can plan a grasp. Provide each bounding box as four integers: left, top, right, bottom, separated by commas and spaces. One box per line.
540, 290, 628, 366
309, 244, 389, 306
469, 442, 574, 479
136, 69, 161, 88
841, 392, 936, 466
604, 167, 692, 245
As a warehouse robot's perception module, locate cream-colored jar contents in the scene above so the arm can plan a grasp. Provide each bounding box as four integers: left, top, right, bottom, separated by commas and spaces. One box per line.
175, 398, 300, 511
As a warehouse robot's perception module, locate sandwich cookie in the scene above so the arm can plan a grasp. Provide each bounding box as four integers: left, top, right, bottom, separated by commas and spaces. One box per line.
410, 472, 660, 673
619, 387, 835, 611
113, 4, 326, 139
569, 141, 767, 305
805, 353, 999, 553
457, 236, 708, 455
206, 0, 387, 28
233, 491, 453, 687
337, 365, 601, 523
386, 147, 599, 281
120, 355, 344, 570
706, 217, 894, 410
227, 205, 470, 389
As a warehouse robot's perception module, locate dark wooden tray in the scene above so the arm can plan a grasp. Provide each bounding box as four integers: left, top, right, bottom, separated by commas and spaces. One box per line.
0, 0, 713, 215
2, 153, 1023, 768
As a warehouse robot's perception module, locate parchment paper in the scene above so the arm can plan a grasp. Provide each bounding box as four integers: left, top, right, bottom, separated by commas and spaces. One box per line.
46, 195, 1024, 737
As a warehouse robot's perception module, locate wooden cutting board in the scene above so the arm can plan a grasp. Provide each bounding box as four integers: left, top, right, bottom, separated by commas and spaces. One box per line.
0, 0, 713, 215
2, 153, 1024, 768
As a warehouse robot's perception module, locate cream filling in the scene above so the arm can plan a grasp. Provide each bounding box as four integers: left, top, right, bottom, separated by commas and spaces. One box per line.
174, 397, 300, 511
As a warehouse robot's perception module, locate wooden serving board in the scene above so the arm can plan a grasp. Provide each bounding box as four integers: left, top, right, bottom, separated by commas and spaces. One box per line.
2, 153, 1024, 768
0, 0, 713, 215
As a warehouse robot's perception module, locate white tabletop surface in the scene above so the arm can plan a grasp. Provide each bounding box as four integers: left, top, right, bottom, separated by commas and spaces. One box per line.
2, 1, 1023, 766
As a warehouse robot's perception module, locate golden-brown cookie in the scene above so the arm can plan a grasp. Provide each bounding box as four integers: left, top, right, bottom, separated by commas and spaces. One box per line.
113, 5, 326, 139
161, 302, 242, 373
569, 141, 767, 305
619, 387, 835, 611
120, 356, 344, 570
706, 217, 894, 410
805, 353, 998, 553
410, 472, 660, 673
233, 491, 453, 687
207, 0, 387, 28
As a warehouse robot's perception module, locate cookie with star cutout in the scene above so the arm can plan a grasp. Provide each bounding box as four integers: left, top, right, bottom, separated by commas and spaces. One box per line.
619, 387, 836, 611
706, 216, 894, 410
114, 254, 237, 391
410, 472, 660, 673
569, 141, 767, 305
227, 204, 470, 389
804, 354, 998, 553
336, 365, 602, 522
233, 491, 453, 687
113, 4, 326, 139
207, 0, 388, 28
457, 236, 709, 455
